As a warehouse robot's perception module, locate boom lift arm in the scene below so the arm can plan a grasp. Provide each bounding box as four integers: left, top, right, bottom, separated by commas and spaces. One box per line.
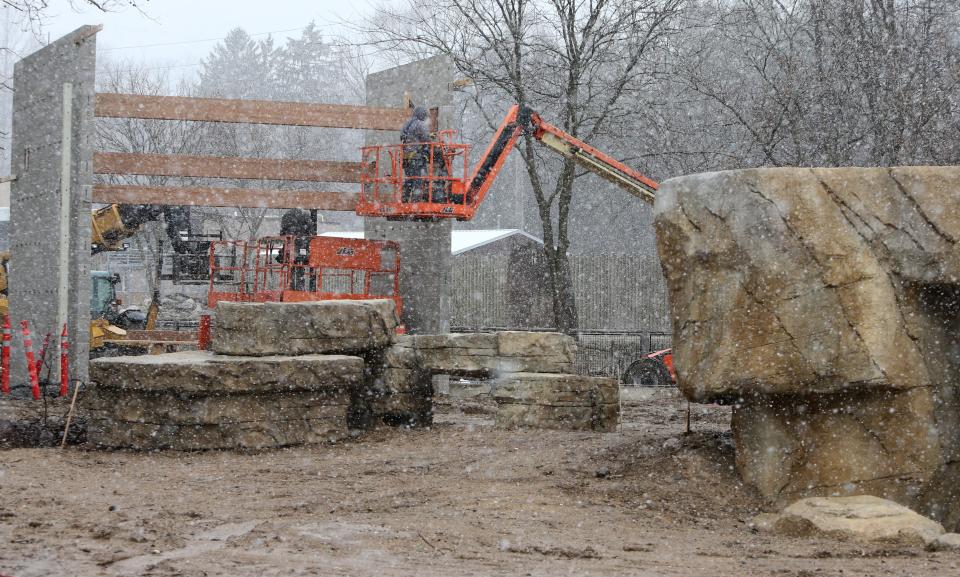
464, 105, 658, 208
356, 104, 658, 220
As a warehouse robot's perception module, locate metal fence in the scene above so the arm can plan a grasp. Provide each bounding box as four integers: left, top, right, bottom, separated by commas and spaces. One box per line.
451, 252, 670, 331
450, 251, 672, 378
574, 331, 672, 377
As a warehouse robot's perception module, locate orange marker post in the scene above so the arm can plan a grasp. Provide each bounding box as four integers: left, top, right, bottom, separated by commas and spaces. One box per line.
20, 320, 40, 400
1, 315, 10, 395
197, 314, 211, 351
59, 323, 69, 397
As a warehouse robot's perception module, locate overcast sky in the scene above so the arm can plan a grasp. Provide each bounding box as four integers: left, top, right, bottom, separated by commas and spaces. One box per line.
42, 0, 378, 79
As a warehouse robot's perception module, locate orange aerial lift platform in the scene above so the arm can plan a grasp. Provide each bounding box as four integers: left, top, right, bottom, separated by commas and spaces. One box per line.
356, 104, 658, 221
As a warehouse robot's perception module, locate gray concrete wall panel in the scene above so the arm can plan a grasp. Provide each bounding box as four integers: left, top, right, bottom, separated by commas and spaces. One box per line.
9, 26, 98, 387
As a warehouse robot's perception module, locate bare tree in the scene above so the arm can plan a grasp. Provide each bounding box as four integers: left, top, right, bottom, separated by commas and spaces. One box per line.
366, 0, 682, 333
2, 0, 147, 36
677, 0, 960, 168
95, 59, 204, 298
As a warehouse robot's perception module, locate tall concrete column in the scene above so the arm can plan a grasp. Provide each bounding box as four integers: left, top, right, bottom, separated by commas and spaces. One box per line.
9, 26, 98, 386
367, 219, 451, 334
364, 56, 455, 334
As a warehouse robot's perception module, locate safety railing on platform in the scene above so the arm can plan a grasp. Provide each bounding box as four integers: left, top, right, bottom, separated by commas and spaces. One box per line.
208, 235, 402, 318
357, 130, 473, 219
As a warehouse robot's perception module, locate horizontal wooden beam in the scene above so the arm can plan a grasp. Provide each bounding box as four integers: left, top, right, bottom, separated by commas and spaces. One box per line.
95, 93, 410, 131
122, 330, 198, 342
94, 152, 362, 183
93, 184, 358, 211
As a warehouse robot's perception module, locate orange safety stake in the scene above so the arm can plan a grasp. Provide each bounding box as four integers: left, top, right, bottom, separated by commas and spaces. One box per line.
59, 323, 69, 397
197, 314, 211, 351
38, 331, 51, 372
20, 320, 40, 400
1, 315, 10, 395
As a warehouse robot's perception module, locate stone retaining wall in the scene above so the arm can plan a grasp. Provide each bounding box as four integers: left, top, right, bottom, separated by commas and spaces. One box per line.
84, 300, 619, 450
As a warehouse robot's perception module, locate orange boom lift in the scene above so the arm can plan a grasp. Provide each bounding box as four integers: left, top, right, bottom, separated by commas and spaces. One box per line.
356, 104, 658, 221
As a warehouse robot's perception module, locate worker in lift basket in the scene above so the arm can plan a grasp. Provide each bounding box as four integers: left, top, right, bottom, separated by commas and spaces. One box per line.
400, 105, 431, 203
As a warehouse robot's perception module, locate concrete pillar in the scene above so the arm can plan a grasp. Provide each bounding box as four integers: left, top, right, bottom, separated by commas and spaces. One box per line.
364, 56, 455, 334
366, 218, 451, 334
9, 26, 98, 387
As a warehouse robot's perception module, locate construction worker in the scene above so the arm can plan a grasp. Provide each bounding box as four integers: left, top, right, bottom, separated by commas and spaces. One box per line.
400, 105, 431, 202
280, 208, 314, 291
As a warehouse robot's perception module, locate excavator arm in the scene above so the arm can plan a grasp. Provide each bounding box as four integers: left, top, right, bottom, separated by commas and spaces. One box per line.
464, 104, 658, 209
91, 204, 164, 254
91, 204, 204, 256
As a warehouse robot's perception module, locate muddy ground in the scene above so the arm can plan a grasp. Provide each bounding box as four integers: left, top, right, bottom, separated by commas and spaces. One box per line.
0, 390, 957, 577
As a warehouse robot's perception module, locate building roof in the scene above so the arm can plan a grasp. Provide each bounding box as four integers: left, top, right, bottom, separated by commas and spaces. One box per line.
449, 229, 543, 255
318, 229, 543, 256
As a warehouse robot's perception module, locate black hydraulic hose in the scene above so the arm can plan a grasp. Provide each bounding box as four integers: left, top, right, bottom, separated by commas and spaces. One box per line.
467, 106, 536, 196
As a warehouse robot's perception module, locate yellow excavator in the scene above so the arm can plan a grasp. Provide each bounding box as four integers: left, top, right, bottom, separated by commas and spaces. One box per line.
0, 255, 148, 353
1, 202, 206, 354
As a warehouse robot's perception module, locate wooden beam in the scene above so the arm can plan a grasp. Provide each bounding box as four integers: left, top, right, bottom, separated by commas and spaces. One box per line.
94, 152, 363, 183
121, 330, 198, 342
95, 93, 411, 131
93, 184, 359, 211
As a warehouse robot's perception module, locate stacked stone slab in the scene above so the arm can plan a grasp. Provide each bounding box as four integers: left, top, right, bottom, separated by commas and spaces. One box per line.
655, 167, 959, 529
87, 352, 365, 450
212, 300, 398, 356
396, 331, 619, 431
405, 331, 576, 376
86, 300, 618, 447
85, 300, 404, 450
493, 373, 619, 432
365, 342, 433, 427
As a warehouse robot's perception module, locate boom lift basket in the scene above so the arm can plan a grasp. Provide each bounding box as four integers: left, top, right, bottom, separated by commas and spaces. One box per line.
357, 130, 475, 220
208, 235, 402, 318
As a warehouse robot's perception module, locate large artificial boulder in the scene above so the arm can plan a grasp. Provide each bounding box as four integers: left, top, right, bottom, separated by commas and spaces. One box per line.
764, 496, 944, 546
85, 351, 366, 450
655, 167, 959, 527
212, 299, 399, 356
493, 372, 619, 432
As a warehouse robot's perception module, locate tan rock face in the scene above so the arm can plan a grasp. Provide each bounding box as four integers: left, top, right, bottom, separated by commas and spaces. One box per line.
655, 167, 959, 527
732, 388, 940, 504
493, 373, 619, 432
85, 351, 366, 450
768, 496, 944, 546
656, 167, 958, 401
409, 332, 576, 376
212, 300, 399, 356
